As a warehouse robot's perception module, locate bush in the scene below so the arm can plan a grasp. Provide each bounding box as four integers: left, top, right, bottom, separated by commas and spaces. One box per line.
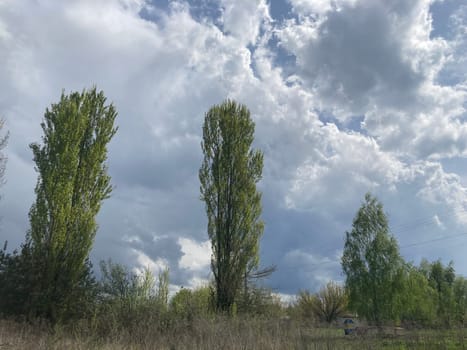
237, 286, 284, 318
311, 282, 348, 324
170, 286, 213, 321
94, 260, 169, 334
292, 290, 317, 323
292, 282, 348, 324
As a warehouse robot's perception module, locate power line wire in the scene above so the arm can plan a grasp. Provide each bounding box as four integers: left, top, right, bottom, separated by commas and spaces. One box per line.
399, 232, 467, 249
276, 206, 467, 274
279, 230, 467, 273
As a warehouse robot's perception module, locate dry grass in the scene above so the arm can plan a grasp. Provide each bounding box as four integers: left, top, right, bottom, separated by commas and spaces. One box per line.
0, 317, 466, 350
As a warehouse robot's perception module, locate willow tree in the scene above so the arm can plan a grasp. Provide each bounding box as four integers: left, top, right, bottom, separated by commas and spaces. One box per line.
27, 88, 117, 321
199, 100, 264, 313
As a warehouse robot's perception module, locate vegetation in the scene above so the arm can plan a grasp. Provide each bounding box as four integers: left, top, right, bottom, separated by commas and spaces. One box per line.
342, 193, 404, 325
1, 318, 466, 350
292, 283, 348, 325
311, 282, 348, 324
0, 88, 117, 323
398, 262, 437, 326
170, 286, 213, 320
95, 260, 169, 334
293, 290, 317, 322
25, 88, 117, 323
339, 194, 467, 329
199, 100, 264, 313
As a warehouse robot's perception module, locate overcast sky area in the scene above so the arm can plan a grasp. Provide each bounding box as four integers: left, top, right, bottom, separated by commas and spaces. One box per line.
0, 0, 467, 298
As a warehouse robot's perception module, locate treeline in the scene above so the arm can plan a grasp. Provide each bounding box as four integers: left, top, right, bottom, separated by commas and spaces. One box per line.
0, 88, 465, 332
338, 193, 467, 328
293, 258, 467, 328
282, 195, 467, 329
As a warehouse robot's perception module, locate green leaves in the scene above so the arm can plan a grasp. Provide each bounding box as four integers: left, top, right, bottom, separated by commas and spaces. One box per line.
26, 87, 117, 322
98, 260, 170, 329
342, 193, 403, 325
199, 100, 264, 313
342, 195, 467, 327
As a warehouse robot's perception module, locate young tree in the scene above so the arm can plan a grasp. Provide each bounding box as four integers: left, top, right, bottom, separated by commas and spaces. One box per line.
26, 88, 117, 322
311, 282, 348, 324
199, 100, 264, 313
98, 260, 169, 329
453, 276, 467, 325
341, 193, 404, 326
419, 259, 457, 326
295, 290, 317, 322
398, 263, 437, 326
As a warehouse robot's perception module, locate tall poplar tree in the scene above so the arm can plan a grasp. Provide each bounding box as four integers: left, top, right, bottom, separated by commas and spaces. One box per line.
27, 88, 117, 321
199, 100, 264, 313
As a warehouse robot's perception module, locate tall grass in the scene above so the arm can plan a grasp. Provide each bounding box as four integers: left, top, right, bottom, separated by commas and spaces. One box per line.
1, 317, 465, 350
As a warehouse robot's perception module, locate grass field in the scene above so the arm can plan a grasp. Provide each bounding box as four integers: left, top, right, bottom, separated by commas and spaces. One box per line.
0, 318, 466, 350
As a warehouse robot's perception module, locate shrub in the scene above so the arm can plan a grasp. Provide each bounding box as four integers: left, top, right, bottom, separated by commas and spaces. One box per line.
170, 286, 214, 321
293, 282, 347, 324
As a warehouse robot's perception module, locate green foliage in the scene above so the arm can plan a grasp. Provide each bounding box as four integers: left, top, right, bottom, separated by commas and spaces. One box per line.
157, 267, 170, 310
25, 88, 117, 322
293, 290, 317, 322
99, 260, 156, 301
97, 260, 170, 331
0, 243, 33, 316
170, 286, 213, 320
453, 276, 467, 325
236, 285, 284, 318
311, 282, 348, 324
199, 100, 264, 313
396, 260, 467, 328
398, 263, 437, 326
0, 241, 97, 320
418, 259, 458, 327
342, 193, 404, 325
429, 260, 456, 326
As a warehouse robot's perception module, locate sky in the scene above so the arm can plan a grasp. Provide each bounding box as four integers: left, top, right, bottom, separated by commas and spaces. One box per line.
0, 0, 466, 297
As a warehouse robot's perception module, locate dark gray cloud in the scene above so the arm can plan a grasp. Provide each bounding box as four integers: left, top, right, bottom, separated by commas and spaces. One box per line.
303, 2, 422, 113
279, 1, 427, 116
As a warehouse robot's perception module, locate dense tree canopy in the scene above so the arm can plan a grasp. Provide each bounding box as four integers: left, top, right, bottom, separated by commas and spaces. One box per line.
342, 193, 404, 325
199, 100, 264, 313
26, 88, 118, 322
